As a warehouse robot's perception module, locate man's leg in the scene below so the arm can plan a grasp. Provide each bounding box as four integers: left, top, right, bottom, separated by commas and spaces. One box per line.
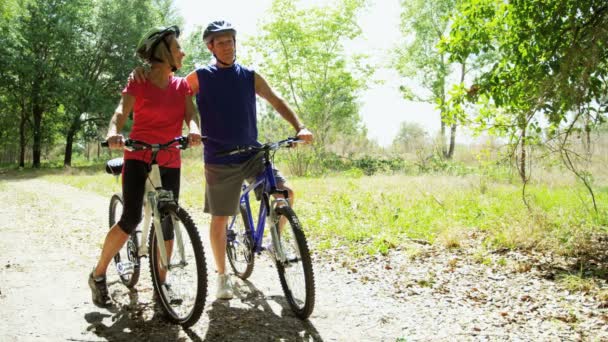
209, 215, 230, 274
210, 215, 234, 299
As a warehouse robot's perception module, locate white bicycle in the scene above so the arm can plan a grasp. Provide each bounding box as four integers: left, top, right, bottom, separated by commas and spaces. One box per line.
103, 136, 207, 327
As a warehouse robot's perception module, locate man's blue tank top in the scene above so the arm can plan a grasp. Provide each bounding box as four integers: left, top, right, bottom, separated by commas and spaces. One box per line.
195, 64, 260, 164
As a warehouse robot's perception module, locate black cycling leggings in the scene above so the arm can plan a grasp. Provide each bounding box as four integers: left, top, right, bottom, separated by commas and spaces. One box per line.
117, 159, 180, 240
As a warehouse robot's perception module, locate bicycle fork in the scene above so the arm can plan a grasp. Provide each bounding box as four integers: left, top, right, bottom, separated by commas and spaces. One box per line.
269, 198, 289, 265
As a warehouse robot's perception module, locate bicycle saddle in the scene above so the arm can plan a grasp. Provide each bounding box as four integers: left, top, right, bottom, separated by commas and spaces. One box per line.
105, 158, 124, 175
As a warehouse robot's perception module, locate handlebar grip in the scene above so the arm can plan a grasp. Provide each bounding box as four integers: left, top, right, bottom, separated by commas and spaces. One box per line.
177, 136, 188, 149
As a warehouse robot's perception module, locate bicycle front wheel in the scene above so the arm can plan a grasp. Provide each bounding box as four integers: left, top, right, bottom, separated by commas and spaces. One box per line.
273, 206, 315, 319
149, 207, 207, 327
109, 193, 140, 288
227, 203, 255, 279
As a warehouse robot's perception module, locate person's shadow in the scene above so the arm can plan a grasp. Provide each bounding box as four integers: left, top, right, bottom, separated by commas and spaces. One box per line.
200, 279, 323, 342
84, 286, 203, 341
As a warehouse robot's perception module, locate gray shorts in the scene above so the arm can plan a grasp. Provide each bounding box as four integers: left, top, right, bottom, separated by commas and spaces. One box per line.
204, 152, 287, 216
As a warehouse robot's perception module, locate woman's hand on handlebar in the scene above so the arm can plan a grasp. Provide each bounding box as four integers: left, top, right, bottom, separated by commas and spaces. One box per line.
105, 134, 124, 150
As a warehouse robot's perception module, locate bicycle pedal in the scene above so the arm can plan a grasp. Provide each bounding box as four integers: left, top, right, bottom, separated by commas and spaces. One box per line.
117, 261, 136, 275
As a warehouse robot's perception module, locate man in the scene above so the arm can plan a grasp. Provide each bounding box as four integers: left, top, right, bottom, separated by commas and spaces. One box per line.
135, 20, 313, 299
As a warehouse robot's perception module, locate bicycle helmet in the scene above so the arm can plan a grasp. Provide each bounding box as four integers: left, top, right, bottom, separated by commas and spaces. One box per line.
203, 20, 236, 44
136, 25, 181, 70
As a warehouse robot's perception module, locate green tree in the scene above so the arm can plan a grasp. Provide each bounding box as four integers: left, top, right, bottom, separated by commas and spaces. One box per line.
0, 0, 27, 165
24, 0, 87, 168
178, 25, 212, 76
395, 0, 492, 160
250, 0, 371, 174
391, 121, 428, 154
60, 0, 168, 166
444, 0, 608, 209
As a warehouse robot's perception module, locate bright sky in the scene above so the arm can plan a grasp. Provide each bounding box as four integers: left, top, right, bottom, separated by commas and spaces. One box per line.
173, 0, 440, 146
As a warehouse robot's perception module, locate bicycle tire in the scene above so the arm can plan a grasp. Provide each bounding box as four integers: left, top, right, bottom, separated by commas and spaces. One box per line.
149, 207, 207, 327
109, 193, 140, 288
227, 203, 255, 279
273, 206, 315, 319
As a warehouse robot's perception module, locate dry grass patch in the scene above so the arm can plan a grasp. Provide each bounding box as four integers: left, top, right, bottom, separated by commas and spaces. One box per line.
558, 274, 597, 293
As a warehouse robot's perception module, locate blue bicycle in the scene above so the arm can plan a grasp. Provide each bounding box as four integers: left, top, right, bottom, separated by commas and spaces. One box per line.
223, 137, 315, 319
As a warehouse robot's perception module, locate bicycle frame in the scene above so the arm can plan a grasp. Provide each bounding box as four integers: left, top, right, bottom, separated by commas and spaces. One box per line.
110, 138, 188, 272
228, 152, 290, 263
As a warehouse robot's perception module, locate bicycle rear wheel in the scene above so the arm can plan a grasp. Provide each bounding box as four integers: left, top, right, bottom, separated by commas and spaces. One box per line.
109, 193, 140, 288
149, 207, 207, 327
273, 206, 315, 319
227, 203, 255, 279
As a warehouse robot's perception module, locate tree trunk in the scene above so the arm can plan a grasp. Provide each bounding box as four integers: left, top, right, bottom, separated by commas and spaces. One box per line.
446, 62, 466, 160
447, 123, 457, 159
64, 132, 74, 167
440, 121, 447, 158
519, 124, 527, 183
32, 103, 43, 168
63, 114, 82, 167
19, 103, 27, 168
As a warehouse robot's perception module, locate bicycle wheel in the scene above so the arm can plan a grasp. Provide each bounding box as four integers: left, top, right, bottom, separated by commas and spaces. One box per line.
273, 206, 315, 319
149, 207, 207, 327
109, 193, 140, 288
227, 203, 255, 279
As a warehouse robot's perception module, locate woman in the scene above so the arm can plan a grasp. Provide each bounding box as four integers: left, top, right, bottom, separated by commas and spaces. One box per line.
88, 25, 201, 307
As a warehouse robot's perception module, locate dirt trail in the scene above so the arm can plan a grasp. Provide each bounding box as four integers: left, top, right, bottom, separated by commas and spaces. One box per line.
0, 178, 408, 341
1, 178, 607, 341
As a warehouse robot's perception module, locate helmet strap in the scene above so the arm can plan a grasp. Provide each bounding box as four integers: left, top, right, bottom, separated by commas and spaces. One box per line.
161, 38, 178, 72
214, 54, 236, 67
149, 34, 178, 71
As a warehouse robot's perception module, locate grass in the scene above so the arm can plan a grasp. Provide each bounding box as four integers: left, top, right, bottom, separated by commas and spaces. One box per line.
558, 274, 597, 293
289, 173, 607, 258
2, 155, 607, 260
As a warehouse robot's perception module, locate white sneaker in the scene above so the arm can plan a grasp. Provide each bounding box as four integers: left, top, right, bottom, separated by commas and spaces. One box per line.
216, 274, 234, 300
263, 239, 275, 256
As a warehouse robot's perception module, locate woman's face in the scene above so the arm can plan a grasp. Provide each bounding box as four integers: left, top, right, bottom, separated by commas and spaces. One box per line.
167, 35, 185, 70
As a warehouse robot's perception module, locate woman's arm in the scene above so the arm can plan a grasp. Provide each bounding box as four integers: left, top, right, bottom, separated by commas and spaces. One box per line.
106, 94, 135, 149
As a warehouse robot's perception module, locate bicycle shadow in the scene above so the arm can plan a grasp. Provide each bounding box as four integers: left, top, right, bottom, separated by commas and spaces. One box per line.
83, 288, 203, 342
201, 279, 323, 342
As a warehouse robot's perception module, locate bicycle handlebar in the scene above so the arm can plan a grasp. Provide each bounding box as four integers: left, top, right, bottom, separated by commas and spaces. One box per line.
216, 137, 303, 157
101, 136, 205, 151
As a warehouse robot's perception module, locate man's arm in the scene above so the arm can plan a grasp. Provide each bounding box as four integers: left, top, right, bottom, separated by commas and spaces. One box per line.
185, 71, 200, 94
254, 72, 312, 142
106, 94, 135, 149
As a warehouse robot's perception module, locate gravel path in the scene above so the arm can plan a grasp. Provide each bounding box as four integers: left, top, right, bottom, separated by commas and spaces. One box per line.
1, 178, 607, 341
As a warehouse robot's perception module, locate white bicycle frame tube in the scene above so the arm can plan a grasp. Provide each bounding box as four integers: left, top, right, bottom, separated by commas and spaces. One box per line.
137, 163, 185, 270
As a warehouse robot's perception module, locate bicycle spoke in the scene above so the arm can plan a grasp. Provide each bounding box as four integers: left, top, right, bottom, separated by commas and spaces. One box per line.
149, 209, 206, 327
274, 206, 315, 319
110, 194, 140, 288
227, 204, 255, 279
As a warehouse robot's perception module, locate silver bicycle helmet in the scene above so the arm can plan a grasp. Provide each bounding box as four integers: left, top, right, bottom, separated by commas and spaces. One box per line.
136, 25, 181, 70
202, 20, 236, 44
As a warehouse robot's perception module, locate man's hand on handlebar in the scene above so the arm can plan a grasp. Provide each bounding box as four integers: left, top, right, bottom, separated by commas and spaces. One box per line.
187, 132, 203, 147
296, 127, 313, 144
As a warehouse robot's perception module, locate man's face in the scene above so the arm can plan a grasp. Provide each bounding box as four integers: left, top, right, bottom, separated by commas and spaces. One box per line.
208, 34, 235, 64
